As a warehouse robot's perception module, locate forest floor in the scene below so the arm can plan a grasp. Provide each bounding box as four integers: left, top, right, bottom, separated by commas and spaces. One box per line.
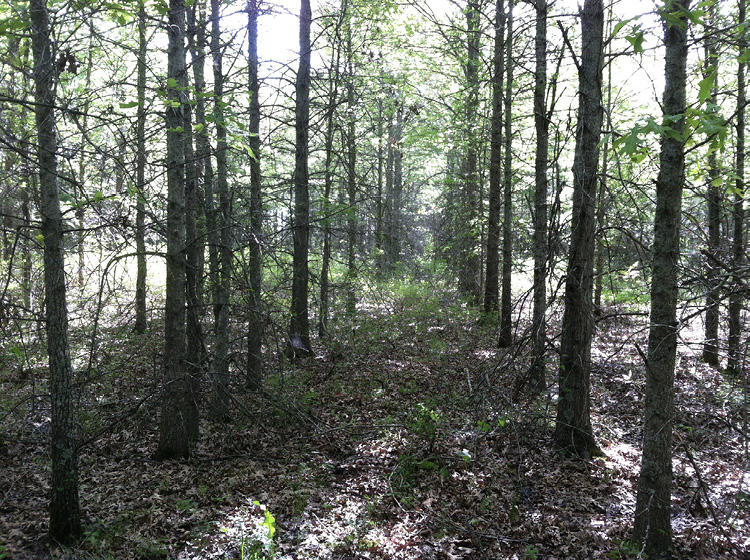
1, 280, 749, 559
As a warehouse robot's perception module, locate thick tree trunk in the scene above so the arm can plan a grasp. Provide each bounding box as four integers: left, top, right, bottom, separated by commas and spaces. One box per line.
728, 0, 746, 378
633, 1, 691, 556
484, 0, 505, 314
247, 0, 264, 388
211, 0, 232, 420
288, 0, 313, 356
134, 2, 148, 334
702, 7, 720, 367
528, 0, 549, 387
554, 0, 604, 458
156, 0, 193, 461
30, 0, 82, 542
498, 0, 515, 348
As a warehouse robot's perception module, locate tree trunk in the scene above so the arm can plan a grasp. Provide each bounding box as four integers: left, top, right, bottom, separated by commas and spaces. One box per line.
484, 0, 505, 314
247, 0, 264, 388
498, 0, 515, 348
211, 0, 232, 420
528, 0, 549, 390
554, 0, 604, 458
156, 0, 193, 461
728, 0, 746, 378
633, 1, 691, 556
134, 2, 148, 334
702, 4, 720, 367
458, 0, 482, 303
346, 56, 357, 315
30, 0, 82, 542
288, 0, 313, 357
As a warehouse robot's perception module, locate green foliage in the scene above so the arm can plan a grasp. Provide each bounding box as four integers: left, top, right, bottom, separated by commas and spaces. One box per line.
408, 402, 440, 450
524, 545, 540, 559
606, 539, 643, 558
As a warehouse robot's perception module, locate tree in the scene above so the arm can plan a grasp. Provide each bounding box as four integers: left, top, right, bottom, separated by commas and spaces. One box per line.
288, 0, 313, 357
498, 0, 514, 348
484, 0, 505, 314
210, 0, 233, 419
633, 1, 691, 555
457, 0, 482, 303
247, 0, 264, 388
134, 2, 148, 334
554, 0, 604, 458
528, 0, 549, 387
156, 0, 195, 460
727, 0, 746, 378
29, 0, 82, 542
701, 2, 721, 367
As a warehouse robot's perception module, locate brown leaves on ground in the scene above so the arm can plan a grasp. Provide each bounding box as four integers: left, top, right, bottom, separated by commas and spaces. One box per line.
0, 294, 748, 559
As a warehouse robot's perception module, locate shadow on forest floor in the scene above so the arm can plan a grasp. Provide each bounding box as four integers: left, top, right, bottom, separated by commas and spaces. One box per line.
0, 283, 748, 559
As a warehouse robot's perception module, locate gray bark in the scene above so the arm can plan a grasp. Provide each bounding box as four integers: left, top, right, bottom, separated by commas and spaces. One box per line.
156, 0, 194, 461
728, 0, 746, 378
247, 0, 264, 387
210, 0, 233, 420
499, 0, 514, 348
484, 0, 505, 314
554, 0, 604, 458
528, 0, 549, 386
288, 0, 313, 356
633, 1, 691, 556
30, 0, 82, 542
134, 2, 148, 334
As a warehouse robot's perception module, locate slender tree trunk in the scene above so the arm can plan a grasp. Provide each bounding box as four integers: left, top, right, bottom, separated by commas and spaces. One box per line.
484, 0, 505, 314
319, 21, 341, 337
498, 0, 515, 348
188, 1, 216, 339
375, 97, 384, 256
211, 0, 232, 419
346, 55, 357, 315
134, 2, 148, 334
156, 0, 193, 461
30, 0, 82, 542
458, 0, 482, 302
728, 0, 746, 378
702, 5, 721, 367
22, 182, 32, 311
633, 1, 691, 555
76, 32, 93, 291
247, 0, 264, 387
554, 0, 604, 458
288, 0, 313, 356
528, 0, 549, 388
594, 3, 614, 317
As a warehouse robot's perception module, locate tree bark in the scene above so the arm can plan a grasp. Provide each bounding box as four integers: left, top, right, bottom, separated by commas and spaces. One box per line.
633, 1, 691, 556
528, 0, 549, 387
346, 55, 357, 316
134, 2, 148, 334
288, 0, 313, 356
247, 0, 264, 388
498, 0, 515, 348
728, 0, 746, 378
484, 0, 505, 314
702, 4, 720, 367
210, 0, 232, 420
156, 0, 193, 461
29, 0, 82, 542
554, 0, 604, 458
458, 0, 482, 303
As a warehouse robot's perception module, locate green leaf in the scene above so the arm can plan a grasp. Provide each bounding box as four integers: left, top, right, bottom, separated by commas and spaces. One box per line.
35, 234, 45, 245
93, 190, 104, 202
625, 31, 645, 54
119, 101, 139, 109
167, 126, 184, 133
194, 123, 204, 133
698, 72, 715, 104
167, 77, 178, 89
